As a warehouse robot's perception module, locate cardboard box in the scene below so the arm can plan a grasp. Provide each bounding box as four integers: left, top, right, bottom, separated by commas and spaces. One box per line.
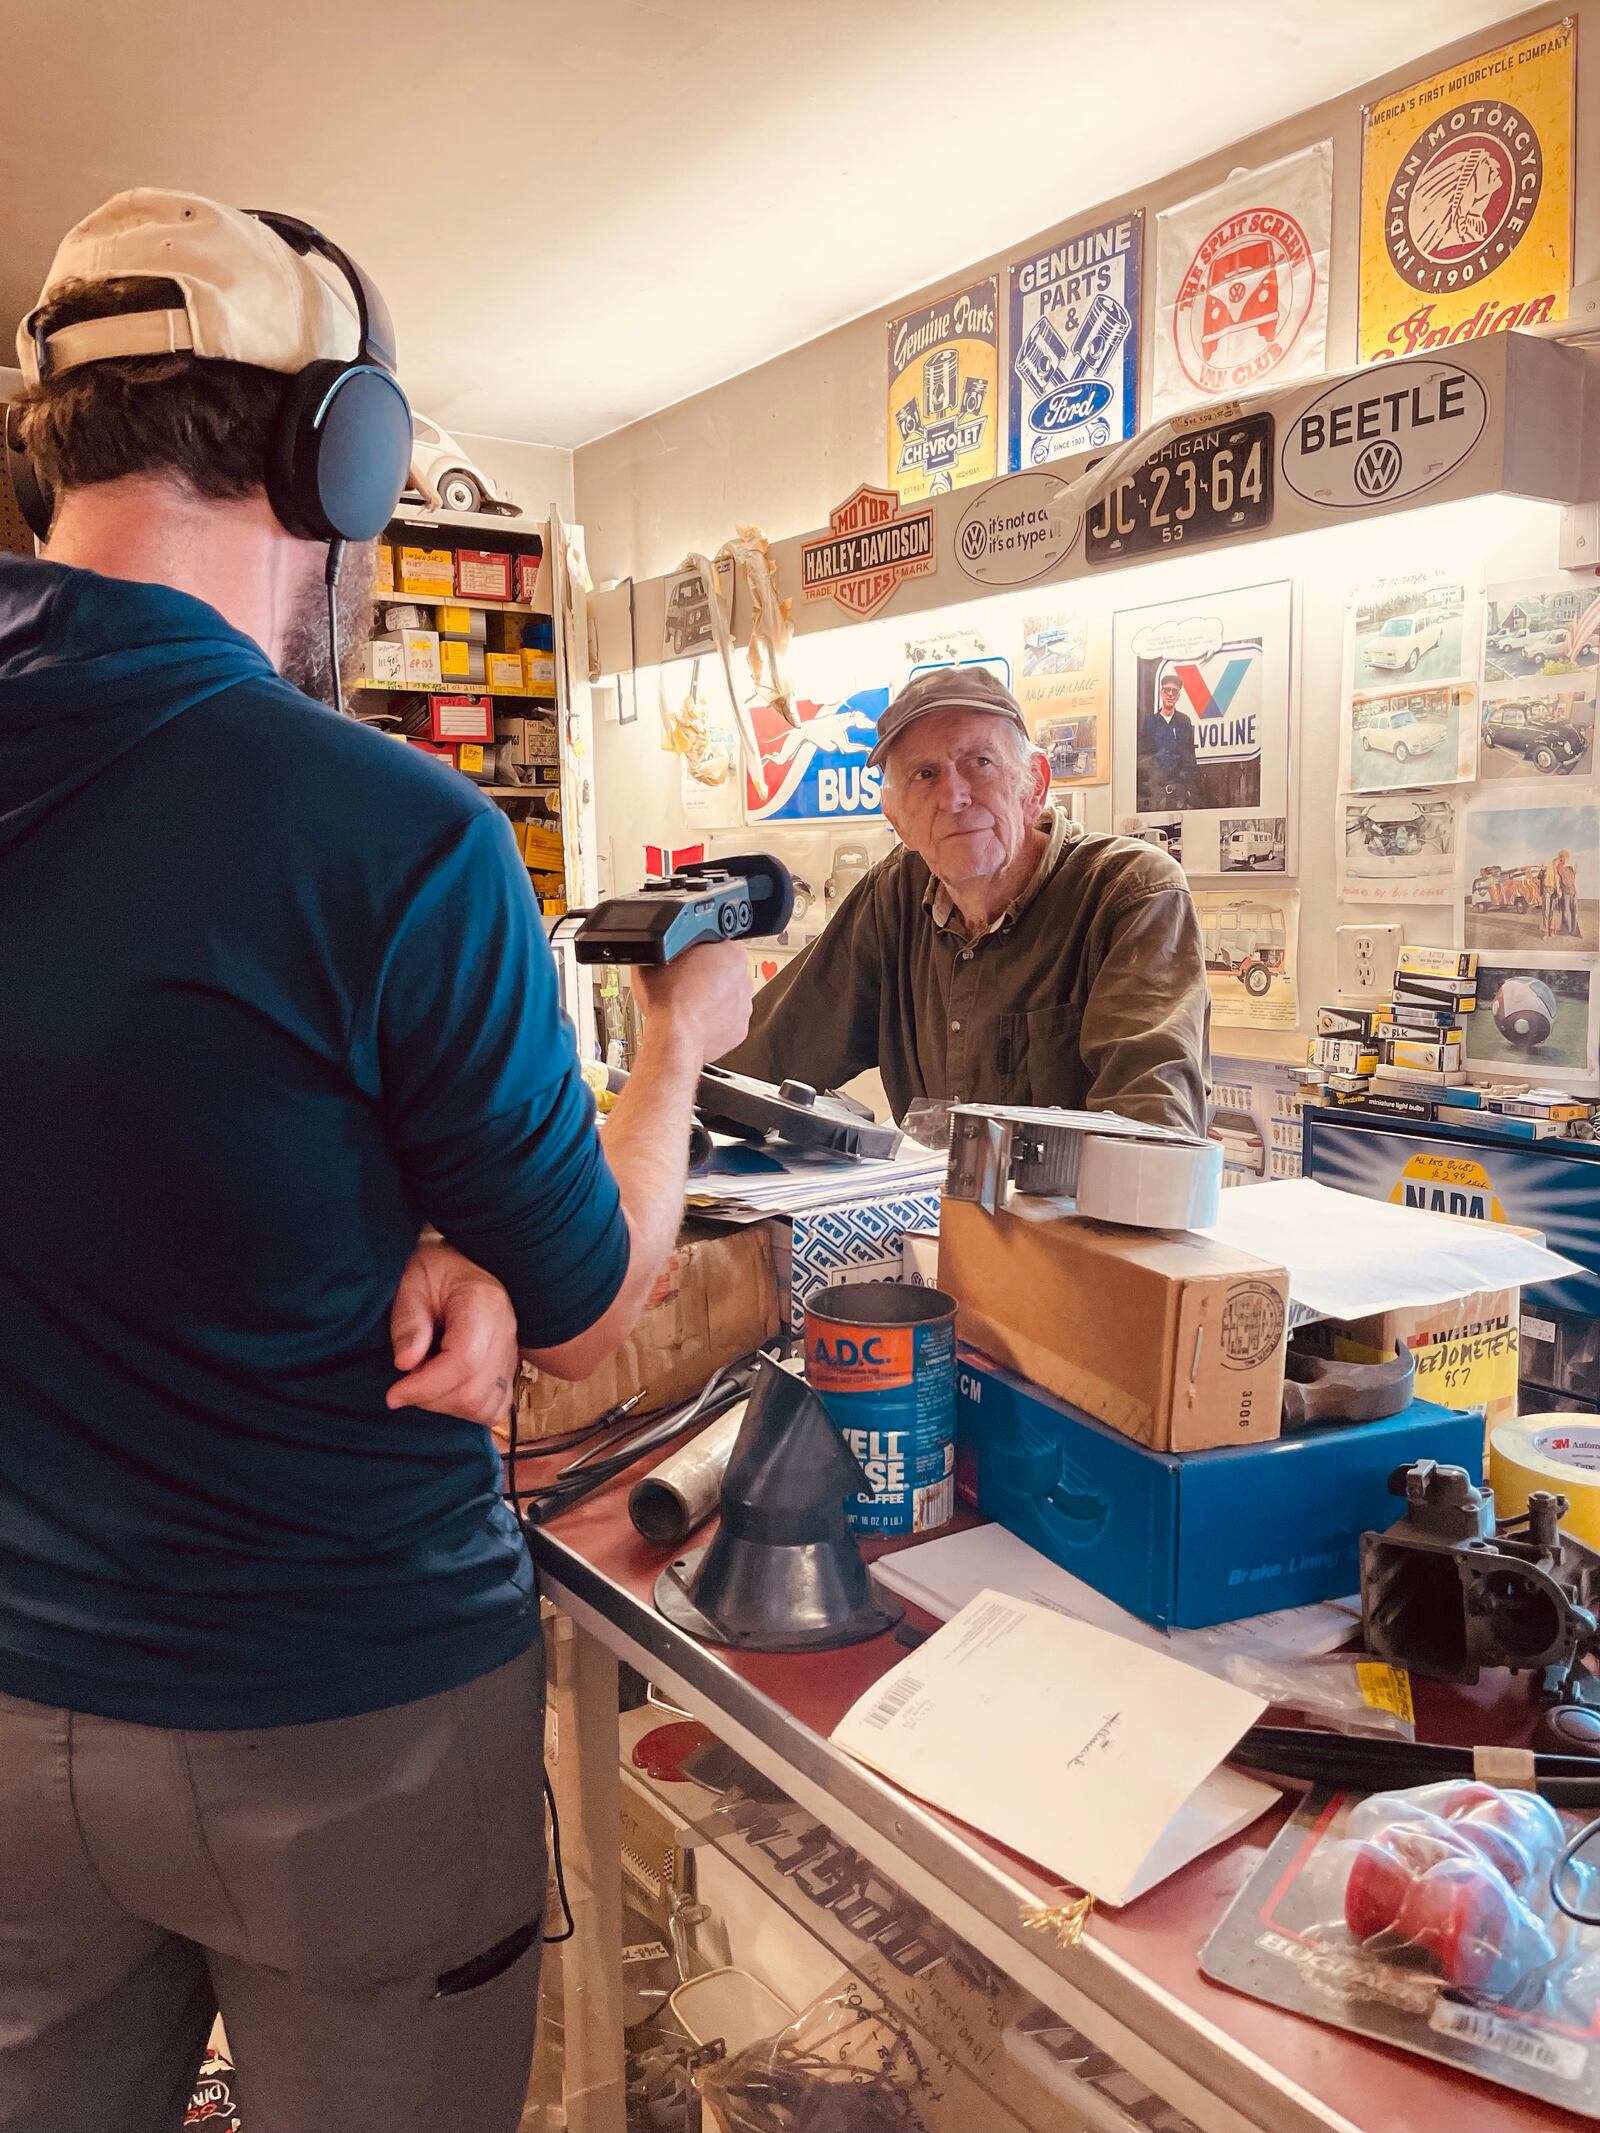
1310, 1038, 1378, 1075
372, 543, 395, 596
378, 602, 431, 634
456, 548, 513, 601
938, 1198, 1287, 1451
498, 714, 559, 764
521, 825, 565, 871
1302, 1288, 1521, 1432
1385, 1037, 1463, 1073
455, 741, 488, 779
522, 646, 557, 697
902, 1231, 940, 1287
401, 629, 442, 687
395, 546, 455, 598
486, 650, 529, 694
436, 604, 488, 643
516, 552, 542, 605
363, 637, 406, 686
785, 1191, 943, 1333
503, 1219, 783, 1443
1398, 945, 1477, 980
439, 638, 487, 685
1316, 1005, 1385, 1039
428, 694, 494, 744
957, 1354, 1480, 1631
1392, 972, 1478, 1012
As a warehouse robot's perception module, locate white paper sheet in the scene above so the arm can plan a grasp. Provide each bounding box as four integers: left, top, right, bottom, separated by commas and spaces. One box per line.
1199, 1176, 1579, 1322
831, 1590, 1272, 1907
872, 1520, 1355, 1664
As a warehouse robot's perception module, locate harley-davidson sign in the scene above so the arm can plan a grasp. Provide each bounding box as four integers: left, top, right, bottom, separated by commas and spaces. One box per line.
800, 485, 936, 620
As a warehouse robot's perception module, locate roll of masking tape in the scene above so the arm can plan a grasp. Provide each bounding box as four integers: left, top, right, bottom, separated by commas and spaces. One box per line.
1075, 1132, 1223, 1230
1489, 1414, 1600, 1549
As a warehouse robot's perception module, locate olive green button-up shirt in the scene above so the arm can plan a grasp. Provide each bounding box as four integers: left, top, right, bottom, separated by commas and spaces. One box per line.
722, 810, 1210, 1132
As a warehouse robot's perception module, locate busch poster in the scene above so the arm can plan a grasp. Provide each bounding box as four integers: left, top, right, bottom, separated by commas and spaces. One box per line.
1152, 142, 1333, 420
744, 688, 890, 824
1007, 213, 1142, 470
886, 279, 1000, 504
1358, 21, 1574, 364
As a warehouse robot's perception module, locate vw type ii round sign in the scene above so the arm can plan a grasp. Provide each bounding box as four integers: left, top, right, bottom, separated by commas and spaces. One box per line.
1280, 360, 1489, 510
953, 470, 1081, 587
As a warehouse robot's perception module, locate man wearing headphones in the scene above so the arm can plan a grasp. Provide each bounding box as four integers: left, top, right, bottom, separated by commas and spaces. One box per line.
0, 191, 750, 2132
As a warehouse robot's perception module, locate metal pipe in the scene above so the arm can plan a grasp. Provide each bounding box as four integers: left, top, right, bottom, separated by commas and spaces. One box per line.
628, 1402, 748, 1547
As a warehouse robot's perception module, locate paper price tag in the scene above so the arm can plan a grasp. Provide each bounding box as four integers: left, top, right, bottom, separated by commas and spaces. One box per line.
1356, 1661, 1415, 1724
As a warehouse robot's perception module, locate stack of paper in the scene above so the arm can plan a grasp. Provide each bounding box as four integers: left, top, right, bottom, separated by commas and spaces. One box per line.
686, 1138, 946, 1218
832, 1590, 1276, 1907
874, 1522, 1358, 1667
1200, 1176, 1579, 1325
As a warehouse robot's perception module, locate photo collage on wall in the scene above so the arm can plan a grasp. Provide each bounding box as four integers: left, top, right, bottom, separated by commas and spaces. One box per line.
1335, 568, 1600, 1090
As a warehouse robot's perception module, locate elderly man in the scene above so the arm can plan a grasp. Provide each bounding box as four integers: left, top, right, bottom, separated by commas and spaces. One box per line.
722, 667, 1210, 1131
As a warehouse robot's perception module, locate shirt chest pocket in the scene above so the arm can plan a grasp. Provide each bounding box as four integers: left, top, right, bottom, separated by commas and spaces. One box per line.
997, 1001, 1084, 1106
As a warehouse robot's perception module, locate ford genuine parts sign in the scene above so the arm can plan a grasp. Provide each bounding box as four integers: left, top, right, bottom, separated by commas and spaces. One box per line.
1280, 360, 1489, 510
953, 470, 1082, 588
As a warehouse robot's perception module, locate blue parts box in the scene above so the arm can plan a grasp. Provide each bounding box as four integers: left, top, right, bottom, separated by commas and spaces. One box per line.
957, 1350, 1481, 1629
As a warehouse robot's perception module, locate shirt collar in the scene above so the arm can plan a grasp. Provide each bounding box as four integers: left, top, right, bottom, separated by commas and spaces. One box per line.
926, 805, 1076, 940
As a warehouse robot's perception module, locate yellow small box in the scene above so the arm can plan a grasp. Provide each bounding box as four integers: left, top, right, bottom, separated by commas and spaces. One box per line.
372, 544, 395, 596
439, 639, 487, 684
396, 546, 455, 597
437, 603, 471, 637
486, 651, 529, 693
522, 647, 557, 697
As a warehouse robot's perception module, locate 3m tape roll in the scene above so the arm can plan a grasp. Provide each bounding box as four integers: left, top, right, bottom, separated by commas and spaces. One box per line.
1074, 1133, 1223, 1230
1490, 1414, 1600, 1549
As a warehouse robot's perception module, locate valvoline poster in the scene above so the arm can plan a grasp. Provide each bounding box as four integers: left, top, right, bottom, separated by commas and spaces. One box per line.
1008, 214, 1142, 470
744, 688, 890, 824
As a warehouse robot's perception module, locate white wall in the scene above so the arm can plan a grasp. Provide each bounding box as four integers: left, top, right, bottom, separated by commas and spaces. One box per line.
573, 2, 1600, 584
451, 429, 574, 523
573, 1, 1599, 1072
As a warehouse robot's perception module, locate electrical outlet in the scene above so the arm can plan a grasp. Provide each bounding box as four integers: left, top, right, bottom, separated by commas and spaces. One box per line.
1336, 922, 1402, 999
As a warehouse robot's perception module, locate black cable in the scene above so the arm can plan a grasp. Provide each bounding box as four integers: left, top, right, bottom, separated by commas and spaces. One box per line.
1551, 1812, 1600, 1927
541, 1768, 576, 1944
325, 537, 347, 717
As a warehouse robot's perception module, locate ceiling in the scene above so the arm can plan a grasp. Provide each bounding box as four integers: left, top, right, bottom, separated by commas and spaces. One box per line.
4, 0, 1529, 449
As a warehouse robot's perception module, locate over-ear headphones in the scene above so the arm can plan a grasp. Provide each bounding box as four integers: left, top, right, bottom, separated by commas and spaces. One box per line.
3, 208, 412, 549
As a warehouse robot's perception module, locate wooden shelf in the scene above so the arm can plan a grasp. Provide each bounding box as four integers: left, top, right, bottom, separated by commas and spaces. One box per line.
353, 679, 556, 700
373, 592, 546, 616
391, 503, 541, 536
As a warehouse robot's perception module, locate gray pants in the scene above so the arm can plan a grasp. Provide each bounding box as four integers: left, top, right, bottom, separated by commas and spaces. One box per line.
0, 1644, 547, 2133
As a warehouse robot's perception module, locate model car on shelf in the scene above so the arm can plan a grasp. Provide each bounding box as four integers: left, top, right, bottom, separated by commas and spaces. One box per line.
404, 416, 521, 516
1481, 697, 1589, 772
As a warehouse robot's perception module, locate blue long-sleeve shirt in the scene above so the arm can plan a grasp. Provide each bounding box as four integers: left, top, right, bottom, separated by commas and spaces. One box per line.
0, 554, 628, 1727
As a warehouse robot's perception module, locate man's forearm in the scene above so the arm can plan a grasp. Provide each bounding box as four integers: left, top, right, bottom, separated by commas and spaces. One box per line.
597, 1019, 701, 1297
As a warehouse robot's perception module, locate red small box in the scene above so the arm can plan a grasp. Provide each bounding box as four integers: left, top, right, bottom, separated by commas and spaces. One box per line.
515, 552, 543, 606
406, 737, 453, 761
455, 549, 513, 601
428, 694, 495, 744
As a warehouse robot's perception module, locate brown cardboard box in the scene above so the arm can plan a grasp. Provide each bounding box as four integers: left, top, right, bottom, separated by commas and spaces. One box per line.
1301, 1288, 1519, 1434
500, 1219, 783, 1445
938, 1198, 1286, 1450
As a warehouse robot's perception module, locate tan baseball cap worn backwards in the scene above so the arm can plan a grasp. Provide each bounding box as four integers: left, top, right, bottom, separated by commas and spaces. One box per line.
17, 189, 359, 386
868, 663, 1032, 768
